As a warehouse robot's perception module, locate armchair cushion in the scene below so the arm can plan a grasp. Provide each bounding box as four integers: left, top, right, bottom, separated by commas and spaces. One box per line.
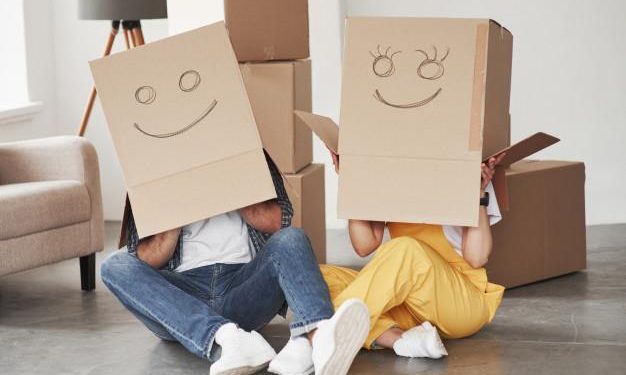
0, 180, 91, 240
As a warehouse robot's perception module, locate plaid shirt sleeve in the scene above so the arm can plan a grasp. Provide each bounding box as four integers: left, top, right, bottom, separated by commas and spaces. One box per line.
264, 150, 293, 229
247, 151, 294, 254
125, 210, 140, 255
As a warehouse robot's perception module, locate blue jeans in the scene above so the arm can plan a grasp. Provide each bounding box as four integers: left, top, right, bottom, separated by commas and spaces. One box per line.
101, 227, 334, 360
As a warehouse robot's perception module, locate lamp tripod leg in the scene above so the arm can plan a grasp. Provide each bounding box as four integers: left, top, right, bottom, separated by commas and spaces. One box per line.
123, 27, 132, 49
77, 20, 120, 137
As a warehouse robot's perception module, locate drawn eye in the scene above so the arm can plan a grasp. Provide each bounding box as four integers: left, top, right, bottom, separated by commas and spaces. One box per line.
179, 70, 201, 92
415, 46, 449, 80
370, 45, 401, 78
135, 85, 156, 105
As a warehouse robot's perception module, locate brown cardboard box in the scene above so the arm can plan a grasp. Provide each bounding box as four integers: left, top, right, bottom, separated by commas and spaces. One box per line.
225, 0, 309, 62
90, 23, 276, 238
283, 164, 326, 263
240, 60, 312, 173
487, 160, 587, 288
338, 17, 513, 226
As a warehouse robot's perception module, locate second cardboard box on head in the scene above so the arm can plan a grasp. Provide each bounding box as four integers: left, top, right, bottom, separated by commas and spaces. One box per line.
225, 0, 327, 263
298, 16, 586, 288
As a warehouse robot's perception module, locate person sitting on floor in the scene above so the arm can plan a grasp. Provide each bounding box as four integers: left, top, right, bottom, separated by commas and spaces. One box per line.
100, 151, 370, 375
319, 149, 506, 358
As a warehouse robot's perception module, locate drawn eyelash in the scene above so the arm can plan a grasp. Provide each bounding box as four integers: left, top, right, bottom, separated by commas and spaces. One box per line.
415, 46, 449, 80
370, 45, 401, 78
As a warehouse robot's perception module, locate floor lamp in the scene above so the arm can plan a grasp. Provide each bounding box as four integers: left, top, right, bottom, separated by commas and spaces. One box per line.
77, 0, 167, 136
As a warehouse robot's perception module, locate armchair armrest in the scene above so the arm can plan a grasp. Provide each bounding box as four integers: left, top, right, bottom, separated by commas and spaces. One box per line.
0, 136, 104, 251
0, 136, 97, 185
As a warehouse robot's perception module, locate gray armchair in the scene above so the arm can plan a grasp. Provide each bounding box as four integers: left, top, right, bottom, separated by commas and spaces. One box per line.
0, 136, 104, 290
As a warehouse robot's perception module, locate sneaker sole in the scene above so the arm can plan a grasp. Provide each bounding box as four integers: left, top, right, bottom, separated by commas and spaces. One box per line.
211, 361, 270, 375
316, 299, 370, 375
267, 364, 314, 375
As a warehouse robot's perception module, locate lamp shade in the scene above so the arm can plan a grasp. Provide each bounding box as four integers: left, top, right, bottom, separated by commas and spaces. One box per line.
78, 0, 167, 20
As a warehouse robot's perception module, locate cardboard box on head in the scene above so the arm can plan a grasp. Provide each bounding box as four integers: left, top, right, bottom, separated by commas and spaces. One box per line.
300, 17, 514, 227
90, 22, 277, 240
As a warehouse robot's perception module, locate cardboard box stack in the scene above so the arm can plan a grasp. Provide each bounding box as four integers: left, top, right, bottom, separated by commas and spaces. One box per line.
225, 0, 326, 263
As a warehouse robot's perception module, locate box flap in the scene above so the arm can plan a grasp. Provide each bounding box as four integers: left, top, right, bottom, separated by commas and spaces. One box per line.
485, 132, 559, 211
294, 111, 339, 153
485, 132, 560, 166
338, 154, 480, 226
129, 149, 276, 238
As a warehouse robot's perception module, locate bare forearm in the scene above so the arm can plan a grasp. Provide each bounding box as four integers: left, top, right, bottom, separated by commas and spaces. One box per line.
137, 228, 181, 269
349, 219, 385, 257
239, 200, 282, 234
461, 206, 492, 268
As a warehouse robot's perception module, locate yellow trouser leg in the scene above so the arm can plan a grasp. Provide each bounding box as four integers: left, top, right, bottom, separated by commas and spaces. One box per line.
323, 237, 491, 346
320, 263, 419, 348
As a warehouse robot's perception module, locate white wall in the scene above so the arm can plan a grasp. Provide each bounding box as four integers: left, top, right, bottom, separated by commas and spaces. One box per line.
0, 0, 29, 108
346, 0, 626, 225
0, 0, 57, 142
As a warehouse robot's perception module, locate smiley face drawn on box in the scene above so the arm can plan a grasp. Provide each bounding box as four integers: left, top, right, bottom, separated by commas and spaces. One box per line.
370, 45, 449, 109
132, 70, 217, 138
340, 17, 482, 161
132, 70, 219, 138
90, 22, 263, 189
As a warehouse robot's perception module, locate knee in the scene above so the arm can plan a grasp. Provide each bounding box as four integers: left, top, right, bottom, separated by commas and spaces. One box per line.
266, 227, 312, 259
100, 251, 136, 285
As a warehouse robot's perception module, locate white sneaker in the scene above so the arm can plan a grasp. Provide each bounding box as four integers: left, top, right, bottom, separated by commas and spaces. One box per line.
267, 336, 314, 375
311, 299, 370, 375
210, 323, 277, 375
393, 321, 448, 359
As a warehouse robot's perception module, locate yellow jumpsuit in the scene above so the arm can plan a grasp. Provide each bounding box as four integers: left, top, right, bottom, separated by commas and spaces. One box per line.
320, 223, 505, 348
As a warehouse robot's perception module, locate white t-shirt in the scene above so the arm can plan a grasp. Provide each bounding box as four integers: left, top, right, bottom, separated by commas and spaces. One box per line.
442, 182, 502, 256
175, 210, 251, 272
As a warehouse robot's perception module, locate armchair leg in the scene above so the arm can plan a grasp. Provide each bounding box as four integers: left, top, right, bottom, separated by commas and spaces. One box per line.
80, 253, 96, 291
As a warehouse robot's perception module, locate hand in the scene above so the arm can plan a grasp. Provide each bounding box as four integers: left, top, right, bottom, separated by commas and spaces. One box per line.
328, 146, 339, 174
137, 227, 181, 269
481, 153, 506, 192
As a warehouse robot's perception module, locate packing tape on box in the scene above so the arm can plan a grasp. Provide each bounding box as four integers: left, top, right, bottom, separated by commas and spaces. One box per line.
469, 23, 489, 151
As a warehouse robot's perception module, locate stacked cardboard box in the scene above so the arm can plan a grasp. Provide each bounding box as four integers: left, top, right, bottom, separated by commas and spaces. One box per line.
225, 0, 326, 263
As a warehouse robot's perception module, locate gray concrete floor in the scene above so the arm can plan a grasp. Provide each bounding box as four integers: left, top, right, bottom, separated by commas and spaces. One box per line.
1, 223, 625, 375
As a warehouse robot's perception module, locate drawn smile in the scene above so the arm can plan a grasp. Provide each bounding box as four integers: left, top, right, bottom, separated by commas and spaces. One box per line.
133, 99, 218, 138
373, 88, 442, 109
